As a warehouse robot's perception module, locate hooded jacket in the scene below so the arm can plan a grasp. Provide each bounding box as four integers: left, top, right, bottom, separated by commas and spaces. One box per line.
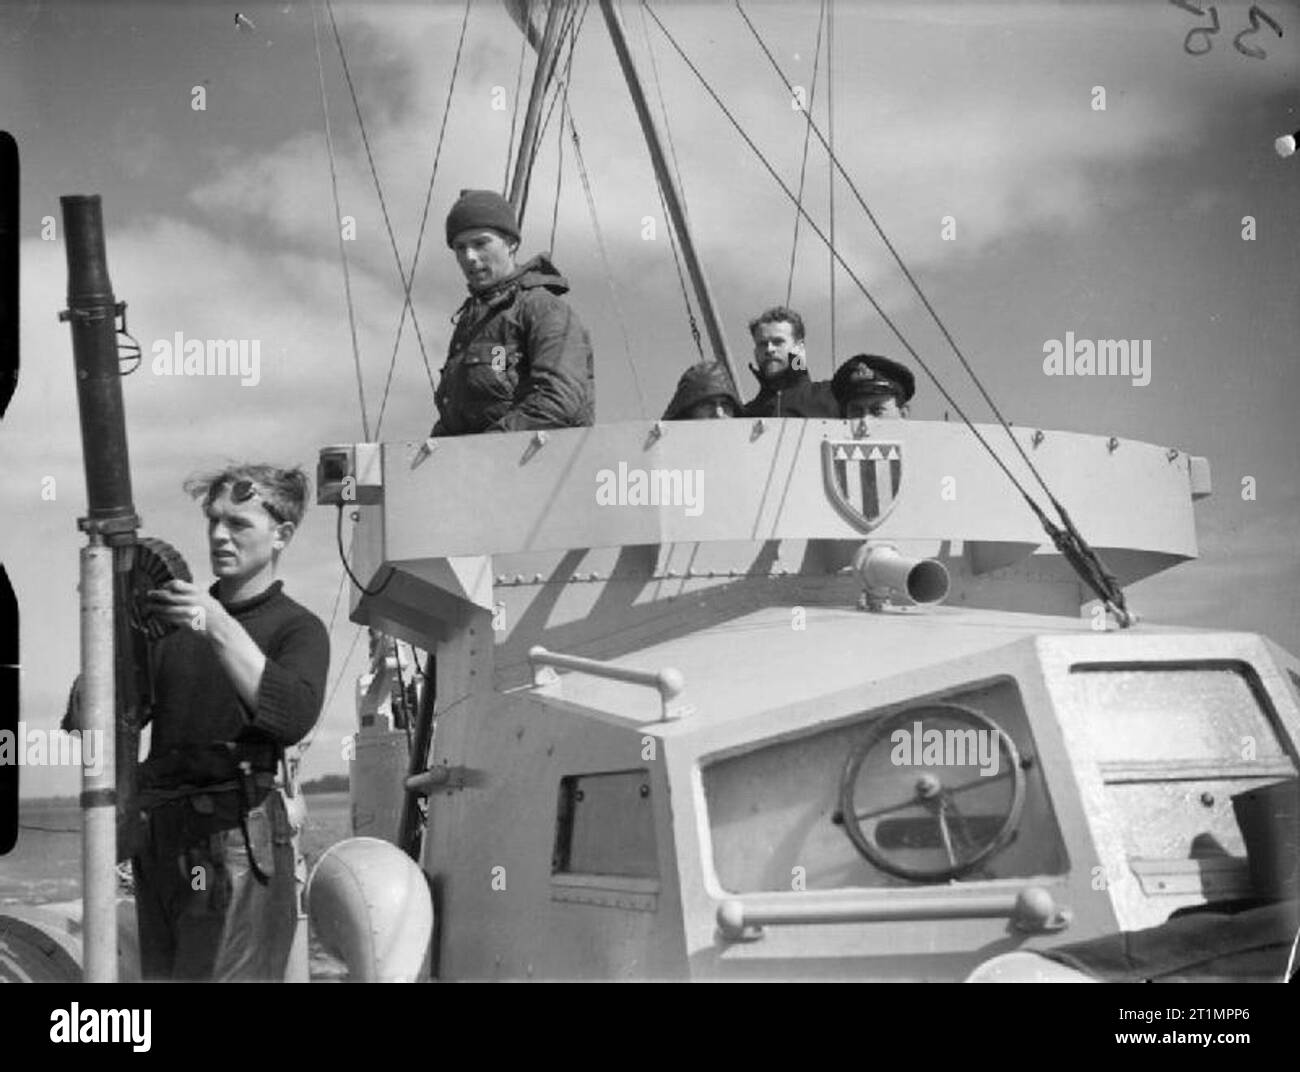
432, 254, 595, 435
740, 364, 838, 419
662, 361, 741, 420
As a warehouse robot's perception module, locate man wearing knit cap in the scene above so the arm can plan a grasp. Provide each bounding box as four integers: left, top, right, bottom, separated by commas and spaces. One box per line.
830, 353, 916, 419
662, 361, 741, 420
433, 188, 595, 435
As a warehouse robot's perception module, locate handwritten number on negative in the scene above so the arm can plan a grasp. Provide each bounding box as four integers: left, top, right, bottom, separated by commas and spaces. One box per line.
1233, 5, 1283, 60
1170, 1, 1283, 59
1183, 5, 1220, 55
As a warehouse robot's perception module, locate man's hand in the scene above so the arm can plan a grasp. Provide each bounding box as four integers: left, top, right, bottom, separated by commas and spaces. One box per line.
145, 579, 225, 636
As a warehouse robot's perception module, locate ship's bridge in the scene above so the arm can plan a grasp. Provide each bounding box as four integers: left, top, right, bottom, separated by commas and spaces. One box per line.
332, 417, 1210, 671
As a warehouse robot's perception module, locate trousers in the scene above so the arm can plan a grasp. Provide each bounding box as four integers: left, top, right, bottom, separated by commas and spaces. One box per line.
133, 787, 302, 981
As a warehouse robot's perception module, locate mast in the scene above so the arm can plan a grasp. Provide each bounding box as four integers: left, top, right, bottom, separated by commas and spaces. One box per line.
507, 0, 568, 227
598, 0, 739, 389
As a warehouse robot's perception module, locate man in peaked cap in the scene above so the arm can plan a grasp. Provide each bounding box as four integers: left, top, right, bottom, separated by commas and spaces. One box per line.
830, 354, 916, 419
662, 361, 741, 420
432, 189, 595, 436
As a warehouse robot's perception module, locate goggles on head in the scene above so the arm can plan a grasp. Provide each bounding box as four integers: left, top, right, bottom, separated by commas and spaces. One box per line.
228, 478, 287, 524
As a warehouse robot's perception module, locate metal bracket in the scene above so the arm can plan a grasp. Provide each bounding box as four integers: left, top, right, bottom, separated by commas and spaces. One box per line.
410, 438, 438, 469
77, 514, 142, 538
405, 764, 481, 796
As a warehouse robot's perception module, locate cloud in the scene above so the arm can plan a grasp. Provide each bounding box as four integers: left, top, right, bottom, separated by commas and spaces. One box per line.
183, 0, 1255, 339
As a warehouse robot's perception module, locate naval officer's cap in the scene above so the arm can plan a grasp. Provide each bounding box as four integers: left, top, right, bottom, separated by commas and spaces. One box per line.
831, 354, 916, 405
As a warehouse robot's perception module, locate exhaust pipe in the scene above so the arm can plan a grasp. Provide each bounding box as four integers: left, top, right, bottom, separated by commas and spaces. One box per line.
853, 543, 950, 605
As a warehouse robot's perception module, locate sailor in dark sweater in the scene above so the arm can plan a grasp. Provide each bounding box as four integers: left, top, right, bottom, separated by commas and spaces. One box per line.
740, 306, 838, 419
134, 465, 329, 981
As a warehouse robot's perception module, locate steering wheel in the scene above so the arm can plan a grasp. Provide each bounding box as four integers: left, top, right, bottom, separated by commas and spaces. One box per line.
837, 703, 1026, 882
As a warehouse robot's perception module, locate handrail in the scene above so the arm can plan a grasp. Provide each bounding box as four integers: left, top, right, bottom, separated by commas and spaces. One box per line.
527, 645, 688, 721
716, 886, 1069, 941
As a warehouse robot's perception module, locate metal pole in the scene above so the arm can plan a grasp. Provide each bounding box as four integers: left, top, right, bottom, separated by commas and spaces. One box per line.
508, 0, 568, 228
283, 745, 310, 982
826, 0, 836, 373
80, 535, 117, 982
61, 195, 142, 982
598, 0, 739, 390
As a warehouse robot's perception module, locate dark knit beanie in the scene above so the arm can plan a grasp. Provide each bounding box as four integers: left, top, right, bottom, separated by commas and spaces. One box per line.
445, 189, 521, 247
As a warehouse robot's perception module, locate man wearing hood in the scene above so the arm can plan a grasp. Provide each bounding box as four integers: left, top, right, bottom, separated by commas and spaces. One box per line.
740, 306, 838, 419
432, 189, 595, 435
662, 361, 741, 420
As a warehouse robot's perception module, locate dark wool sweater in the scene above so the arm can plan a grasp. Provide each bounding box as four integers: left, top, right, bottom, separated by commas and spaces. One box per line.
740, 366, 839, 419
144, 580, 330, 755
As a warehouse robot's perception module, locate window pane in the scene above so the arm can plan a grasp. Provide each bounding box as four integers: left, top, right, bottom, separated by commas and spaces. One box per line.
1066, 666, 1285, 763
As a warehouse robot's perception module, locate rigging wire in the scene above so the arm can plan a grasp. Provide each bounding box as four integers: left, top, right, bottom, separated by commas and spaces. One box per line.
634, 3, 704, 362
636, 1, 692, 227
826, 0, 836, 373
302, 566, 349, 756
786, 0, 826, 308
503, 0, 533, 192
312, 0, 370, 441
731, 0, 1130, 623
306, 624, 367, 758
325, 1, 434, 376
549, 79, 567, 252
530, 0, 589, 250
548, 3, 588, 252
640, 4, 1017, 460
374, 0, 473, 438
307, 5, 531, 762
512, 2, 658, 414
654, 179, 705, 362
520, 0, 585, 225
737, 4, 1061, 510
325, 570, 347, 640
640, 1, 1131, 623
535, 0, 589, 170
567, 110, 648, 417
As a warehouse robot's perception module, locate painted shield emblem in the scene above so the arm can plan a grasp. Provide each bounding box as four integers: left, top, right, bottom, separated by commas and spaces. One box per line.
822, 440, 903, 531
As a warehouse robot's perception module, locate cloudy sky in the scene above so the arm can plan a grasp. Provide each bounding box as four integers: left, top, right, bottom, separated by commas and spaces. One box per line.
1, 0, 1297, 795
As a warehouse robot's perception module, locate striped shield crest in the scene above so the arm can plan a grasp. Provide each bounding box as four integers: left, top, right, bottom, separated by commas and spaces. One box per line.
822, 440, 904, 531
